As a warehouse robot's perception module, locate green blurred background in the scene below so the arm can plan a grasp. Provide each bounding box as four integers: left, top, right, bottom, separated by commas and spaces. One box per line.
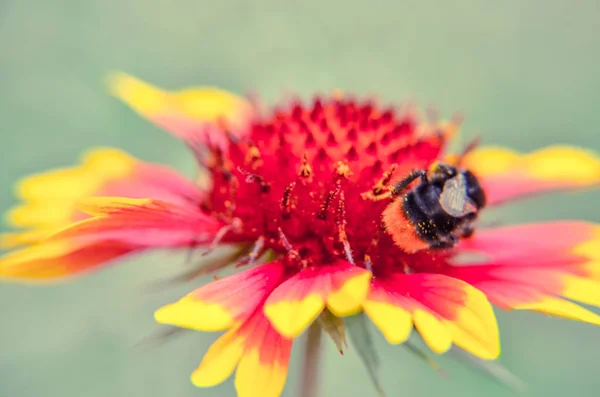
1, 1, 599, 396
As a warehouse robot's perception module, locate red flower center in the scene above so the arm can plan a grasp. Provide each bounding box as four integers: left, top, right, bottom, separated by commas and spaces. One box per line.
204, 97, 455, 273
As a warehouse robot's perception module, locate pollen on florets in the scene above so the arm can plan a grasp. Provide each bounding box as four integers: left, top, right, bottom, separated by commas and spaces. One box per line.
204, 96, 457, 273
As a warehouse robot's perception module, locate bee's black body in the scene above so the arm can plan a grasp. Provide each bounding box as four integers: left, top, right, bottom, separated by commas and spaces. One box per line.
403, 167, 486, 248
384, 163, 487, 252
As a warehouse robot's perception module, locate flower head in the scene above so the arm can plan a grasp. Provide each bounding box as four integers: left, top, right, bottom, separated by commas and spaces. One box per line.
2, 72, 600, 396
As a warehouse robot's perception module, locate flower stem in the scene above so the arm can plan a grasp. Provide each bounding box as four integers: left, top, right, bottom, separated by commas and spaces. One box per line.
299, 322, 322, 397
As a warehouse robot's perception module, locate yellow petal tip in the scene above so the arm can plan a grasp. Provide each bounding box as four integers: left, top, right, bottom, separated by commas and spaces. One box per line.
516, 297, 600, 327
106, 71, 168, 115
413, 309, 452, 354
154, 299, 234, 332
327, 271, 372, 316
363, 300, 412, 344
264, 295, 324, 338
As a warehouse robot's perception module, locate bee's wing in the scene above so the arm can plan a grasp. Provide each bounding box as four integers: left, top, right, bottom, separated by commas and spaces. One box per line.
439, 174, 477, 217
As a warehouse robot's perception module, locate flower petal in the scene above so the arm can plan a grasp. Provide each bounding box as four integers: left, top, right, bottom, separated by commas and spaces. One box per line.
107, 72, 253, 152
363, 273, 500, 359
51, 197, 222, 247
234, 311, 292, 397
0, 196, 217, 282
513, 296, 600, 325
155, 261, 286, 332
2, 147, 201, 249
0, 240, 138, 282
462, 146, 600, 205
79, 148, 202, 205
264, 262, 371, 338
0, 229, 53, 250
446, 221, 600, 325
190, 308, 292, 397
191, 328, 245, 387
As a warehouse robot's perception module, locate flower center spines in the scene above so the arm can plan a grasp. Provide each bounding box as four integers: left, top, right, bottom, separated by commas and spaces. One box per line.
203, 96, 454, 275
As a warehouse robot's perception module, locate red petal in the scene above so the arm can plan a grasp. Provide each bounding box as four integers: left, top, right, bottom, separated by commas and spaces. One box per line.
445, 222, 600, 324
155, 261, 286, 332
364, 273, 500, 359
264, 262, 371, 338
0, 240, 138, 282
107, 72, 253, 154
2, 148, 202, 249
234, 310, 293, 397
462, 146, 600, 205
88, 151, 203, 207
190, 308, 292, 397
51, 197, 222, 247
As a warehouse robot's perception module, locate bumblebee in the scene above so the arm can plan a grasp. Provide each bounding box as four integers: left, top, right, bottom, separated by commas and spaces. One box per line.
382, 162, 486, 253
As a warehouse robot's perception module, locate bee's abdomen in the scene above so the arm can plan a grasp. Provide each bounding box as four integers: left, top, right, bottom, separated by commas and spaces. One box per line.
381, 198, 430, 253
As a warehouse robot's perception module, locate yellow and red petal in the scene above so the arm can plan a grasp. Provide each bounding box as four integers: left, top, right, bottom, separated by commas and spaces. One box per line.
1, 196, 218, 282
2, 147, 201, 249
0, 240, 138, 282
51, 197, 222, 247
233, 311, 292, 397
78, 148, 202, 205
461, 145, 600, 205
107, 72, 253, 152
363, 273, 500, 360
264, 262, 371, 338
190, 309, 292, 397
155, 261, 286, 332
0, 229, 54, 249
447, 221, 600, 324
190, 327, 246, 387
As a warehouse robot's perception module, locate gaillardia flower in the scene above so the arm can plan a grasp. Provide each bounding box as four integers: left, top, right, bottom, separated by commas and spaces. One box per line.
2, 72, 600, 397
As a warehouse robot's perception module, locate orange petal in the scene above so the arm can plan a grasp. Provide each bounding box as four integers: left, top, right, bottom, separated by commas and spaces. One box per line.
461, 146, 600, 205
2, 147, 201, 249
363, 273, 500, 359
51, 197, 222, 247
0, 240, 138, 282
107, 72, 253, 153
155, 261, 286, 332
447, 221, 600, 325
264, 262, 371, 338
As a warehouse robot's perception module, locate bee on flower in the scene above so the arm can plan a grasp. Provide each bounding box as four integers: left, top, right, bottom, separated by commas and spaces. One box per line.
2, 72, 600, 397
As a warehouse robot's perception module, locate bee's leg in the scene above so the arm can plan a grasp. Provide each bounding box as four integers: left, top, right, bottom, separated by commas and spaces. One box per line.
363, 169, 426, 202
458, 224, 475, 238
455, 215, 477, 238
389, 169, 427, 199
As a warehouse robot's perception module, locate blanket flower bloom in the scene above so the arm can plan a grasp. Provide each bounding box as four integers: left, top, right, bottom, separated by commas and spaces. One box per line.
2, 72, 600, 397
